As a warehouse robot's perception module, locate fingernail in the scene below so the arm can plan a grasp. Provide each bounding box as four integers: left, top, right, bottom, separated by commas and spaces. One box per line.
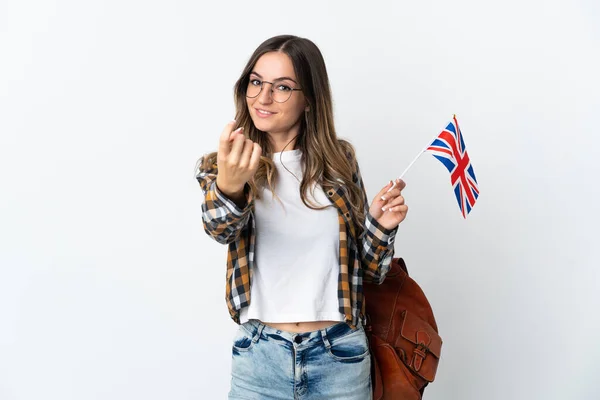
382, 207, 387, 211
381, 196, 386, 201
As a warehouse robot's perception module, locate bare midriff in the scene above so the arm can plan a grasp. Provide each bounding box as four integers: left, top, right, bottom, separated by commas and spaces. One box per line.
260, 320, 341, 333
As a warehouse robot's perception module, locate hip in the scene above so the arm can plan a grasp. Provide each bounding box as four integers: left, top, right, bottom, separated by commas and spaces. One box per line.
229, 319, 372, 399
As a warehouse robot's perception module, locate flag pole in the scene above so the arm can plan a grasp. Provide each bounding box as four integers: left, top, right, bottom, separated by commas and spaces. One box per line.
385, 141, 430, 193
386, 114, 456, 193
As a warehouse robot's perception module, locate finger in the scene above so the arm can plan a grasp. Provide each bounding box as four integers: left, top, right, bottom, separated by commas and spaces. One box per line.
380, 188, 402, 202
229, 126, 244, 142
238, 139, 255, 169
395, 179, 407, 191
385, 178, 407, 193
382, 196, 405, 211
248, 143, 262, 172
218, 120, 238, 156
387, 204, 408, 213
375, 180, 395, 200
228, 133, 247, 165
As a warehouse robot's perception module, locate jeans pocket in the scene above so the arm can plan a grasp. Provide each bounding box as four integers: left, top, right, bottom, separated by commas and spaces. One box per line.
325, 325, 370, 362
232, 323, 258, 353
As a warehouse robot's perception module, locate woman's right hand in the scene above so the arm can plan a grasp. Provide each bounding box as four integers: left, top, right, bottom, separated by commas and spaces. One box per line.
216, 120, 262, 197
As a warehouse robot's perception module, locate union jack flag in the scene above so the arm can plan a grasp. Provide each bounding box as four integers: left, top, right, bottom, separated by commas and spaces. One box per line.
425, 115, 479, 218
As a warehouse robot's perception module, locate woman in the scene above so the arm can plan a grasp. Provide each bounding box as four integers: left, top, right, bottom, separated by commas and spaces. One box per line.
195, 34, 408, 399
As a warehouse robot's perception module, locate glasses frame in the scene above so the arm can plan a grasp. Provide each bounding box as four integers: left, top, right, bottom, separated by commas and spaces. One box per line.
245, 78, 303, 103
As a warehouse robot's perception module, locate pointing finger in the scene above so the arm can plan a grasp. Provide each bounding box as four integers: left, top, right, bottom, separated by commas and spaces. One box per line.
218, 120, 238, 156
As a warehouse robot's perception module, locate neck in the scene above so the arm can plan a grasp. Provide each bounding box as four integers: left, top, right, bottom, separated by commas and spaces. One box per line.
268, 120, 302, 152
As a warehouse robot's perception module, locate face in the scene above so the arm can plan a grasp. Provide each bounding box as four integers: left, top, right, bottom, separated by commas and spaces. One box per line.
246, 52, 307, 137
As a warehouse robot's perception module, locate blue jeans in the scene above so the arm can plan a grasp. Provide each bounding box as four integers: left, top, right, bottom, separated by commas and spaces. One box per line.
228, 319, 372, 399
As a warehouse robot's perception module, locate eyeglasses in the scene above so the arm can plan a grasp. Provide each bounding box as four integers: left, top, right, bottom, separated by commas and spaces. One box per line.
246, 78, 302, 103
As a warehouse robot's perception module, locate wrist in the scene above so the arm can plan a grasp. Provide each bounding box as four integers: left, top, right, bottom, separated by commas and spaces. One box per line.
215, 180, 247, 207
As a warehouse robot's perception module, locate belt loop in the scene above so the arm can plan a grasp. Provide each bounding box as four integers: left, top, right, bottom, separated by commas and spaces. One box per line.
320, 328, 331, 349
253, 322, 265, 343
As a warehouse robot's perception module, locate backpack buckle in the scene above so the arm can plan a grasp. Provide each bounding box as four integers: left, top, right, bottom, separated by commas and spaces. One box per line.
412, 332, 432, 372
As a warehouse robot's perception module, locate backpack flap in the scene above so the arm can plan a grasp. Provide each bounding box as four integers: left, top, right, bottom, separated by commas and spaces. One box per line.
394, 309, 442, 382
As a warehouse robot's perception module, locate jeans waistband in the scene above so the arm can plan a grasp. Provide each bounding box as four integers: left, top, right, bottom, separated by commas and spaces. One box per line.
243, 318, 364, 345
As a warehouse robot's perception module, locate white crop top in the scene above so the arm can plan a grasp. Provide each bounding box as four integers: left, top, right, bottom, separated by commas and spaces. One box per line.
239, 148, 345, 324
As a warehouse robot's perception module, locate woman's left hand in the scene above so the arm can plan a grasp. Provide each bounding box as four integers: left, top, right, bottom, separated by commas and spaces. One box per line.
368, 179, 408, 230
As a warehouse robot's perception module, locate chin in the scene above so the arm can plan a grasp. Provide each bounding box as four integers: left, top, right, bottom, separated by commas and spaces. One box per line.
253, 119, 274, 132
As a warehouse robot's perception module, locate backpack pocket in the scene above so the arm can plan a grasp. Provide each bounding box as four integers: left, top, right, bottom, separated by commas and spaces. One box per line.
395, 310, 442, 382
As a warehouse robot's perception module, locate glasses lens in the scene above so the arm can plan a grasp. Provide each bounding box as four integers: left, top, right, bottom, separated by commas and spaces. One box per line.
272, 86, 293, 103
246, 80, 261, 98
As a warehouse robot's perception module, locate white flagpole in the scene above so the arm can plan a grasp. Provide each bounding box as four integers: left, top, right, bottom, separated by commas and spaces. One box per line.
386, 114, 455, 193
385, 141, 431, 193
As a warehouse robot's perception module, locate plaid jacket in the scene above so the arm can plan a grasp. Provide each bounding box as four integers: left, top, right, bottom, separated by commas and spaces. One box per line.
196, 152, 398, 329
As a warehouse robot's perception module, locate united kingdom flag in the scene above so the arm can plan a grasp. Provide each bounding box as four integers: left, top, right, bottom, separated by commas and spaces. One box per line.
425, 115, 479, 218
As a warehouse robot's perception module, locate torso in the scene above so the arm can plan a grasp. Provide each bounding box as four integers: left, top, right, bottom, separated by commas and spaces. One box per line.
250, 151, 343, 335
260, 320, 340, 333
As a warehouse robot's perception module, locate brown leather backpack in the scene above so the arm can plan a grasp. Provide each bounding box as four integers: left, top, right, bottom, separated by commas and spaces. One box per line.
363, 257, 442, 400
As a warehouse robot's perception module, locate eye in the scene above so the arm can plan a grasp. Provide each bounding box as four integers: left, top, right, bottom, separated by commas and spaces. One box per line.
250, 79, 261, 86
276, 84, 292, 92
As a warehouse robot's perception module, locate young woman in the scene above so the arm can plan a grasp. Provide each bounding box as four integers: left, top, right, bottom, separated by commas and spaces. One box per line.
196, 34, 408, 400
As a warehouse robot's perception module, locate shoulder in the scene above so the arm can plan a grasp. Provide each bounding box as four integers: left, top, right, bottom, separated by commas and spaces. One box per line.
337, 138, 355, 161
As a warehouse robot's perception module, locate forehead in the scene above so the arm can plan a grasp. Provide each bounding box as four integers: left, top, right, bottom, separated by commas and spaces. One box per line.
252, 52, 296, 80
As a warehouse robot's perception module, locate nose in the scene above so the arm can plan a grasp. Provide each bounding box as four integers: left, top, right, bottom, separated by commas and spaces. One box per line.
258, 82, 273, 105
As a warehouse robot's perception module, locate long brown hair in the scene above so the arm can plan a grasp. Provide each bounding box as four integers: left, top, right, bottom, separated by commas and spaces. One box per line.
199, 34, 366, 232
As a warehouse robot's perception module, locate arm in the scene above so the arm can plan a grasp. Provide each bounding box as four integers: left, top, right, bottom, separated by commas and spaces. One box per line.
196, 156, 254, 245
352, 158, 398, 284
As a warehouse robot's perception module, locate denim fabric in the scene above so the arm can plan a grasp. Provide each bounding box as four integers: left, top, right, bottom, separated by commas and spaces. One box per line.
228, 319, 372, 400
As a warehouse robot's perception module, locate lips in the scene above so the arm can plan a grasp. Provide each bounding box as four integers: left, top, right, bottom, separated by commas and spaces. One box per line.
254, 108, 277, 118
255, 108, 276, 115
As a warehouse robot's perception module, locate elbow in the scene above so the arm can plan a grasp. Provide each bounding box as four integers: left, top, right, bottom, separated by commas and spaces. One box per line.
201, 218, 243, 245
201, 218, 230, 245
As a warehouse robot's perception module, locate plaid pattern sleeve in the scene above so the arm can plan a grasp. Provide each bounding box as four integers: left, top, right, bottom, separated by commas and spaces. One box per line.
352, 157, 398, 284
196, 156, 254, 245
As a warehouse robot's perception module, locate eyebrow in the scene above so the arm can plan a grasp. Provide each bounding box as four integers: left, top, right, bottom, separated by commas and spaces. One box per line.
250, 71, 298, 84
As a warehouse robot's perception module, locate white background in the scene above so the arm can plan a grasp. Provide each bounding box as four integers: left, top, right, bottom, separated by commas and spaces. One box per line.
1, 0, 599, 399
